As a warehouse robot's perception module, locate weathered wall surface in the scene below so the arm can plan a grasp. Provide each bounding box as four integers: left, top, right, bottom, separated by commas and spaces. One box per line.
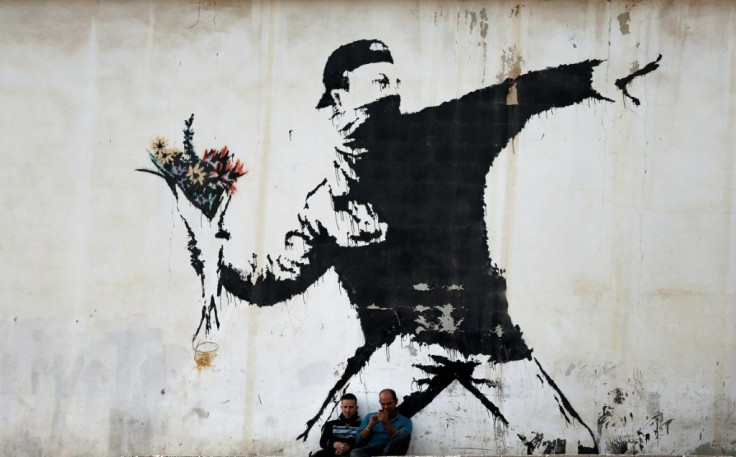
0, 1, 734, 456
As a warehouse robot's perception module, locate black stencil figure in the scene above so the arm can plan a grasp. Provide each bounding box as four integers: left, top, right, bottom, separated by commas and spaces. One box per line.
177, 40, 660, 453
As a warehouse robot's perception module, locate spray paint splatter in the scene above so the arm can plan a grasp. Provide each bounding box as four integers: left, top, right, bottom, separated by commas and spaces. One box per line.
598, 386, 674, 454
617, 12, 631, 35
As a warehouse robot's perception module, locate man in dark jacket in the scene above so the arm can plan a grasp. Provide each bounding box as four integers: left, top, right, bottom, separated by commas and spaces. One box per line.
312, 393, 362, 457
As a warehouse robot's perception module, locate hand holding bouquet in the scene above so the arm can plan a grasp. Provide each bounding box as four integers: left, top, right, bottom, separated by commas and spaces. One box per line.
139, 114, 247, 361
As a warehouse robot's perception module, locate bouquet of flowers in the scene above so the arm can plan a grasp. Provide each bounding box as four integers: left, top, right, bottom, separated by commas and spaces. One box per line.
139, 114, 247, 219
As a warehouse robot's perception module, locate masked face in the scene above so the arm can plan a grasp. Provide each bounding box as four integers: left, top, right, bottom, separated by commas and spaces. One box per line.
330, 62, 401, 114
328, 62, 401, 140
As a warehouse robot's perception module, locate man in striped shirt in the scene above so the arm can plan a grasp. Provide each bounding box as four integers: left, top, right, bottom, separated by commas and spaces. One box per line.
312, 393, 362, 457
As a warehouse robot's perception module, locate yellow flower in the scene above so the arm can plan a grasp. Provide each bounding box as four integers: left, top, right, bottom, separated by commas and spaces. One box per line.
159, 147, 181, 165
186, 163, 206, 185
150, 136, 169, 154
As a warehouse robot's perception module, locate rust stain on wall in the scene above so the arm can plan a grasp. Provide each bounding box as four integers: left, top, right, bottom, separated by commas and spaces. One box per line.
194, 350, 216, 370
648, 288, 706, 297
496, 45, 524, 81
193, 341, 218, 370
506, 83, 519, 105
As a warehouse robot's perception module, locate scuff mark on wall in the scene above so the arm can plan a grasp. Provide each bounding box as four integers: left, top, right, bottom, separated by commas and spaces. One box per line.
618, 11, 631, 35
597, 386, 675, 454
518, 431, 569, 455
189, 407, 211, 419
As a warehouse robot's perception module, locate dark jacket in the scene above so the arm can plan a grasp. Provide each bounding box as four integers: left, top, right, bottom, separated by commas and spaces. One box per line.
319, 414, 361, 450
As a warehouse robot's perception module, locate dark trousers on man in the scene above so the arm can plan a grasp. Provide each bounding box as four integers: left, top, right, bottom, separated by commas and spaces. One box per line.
349, 429, 411, 457
311, 448, 342, 457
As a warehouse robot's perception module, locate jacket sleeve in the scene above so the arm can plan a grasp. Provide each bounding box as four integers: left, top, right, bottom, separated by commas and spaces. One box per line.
506, 59, 609, 118
218, 181, 339, 305
319, 420, 336, 450
413, 60, 608, 165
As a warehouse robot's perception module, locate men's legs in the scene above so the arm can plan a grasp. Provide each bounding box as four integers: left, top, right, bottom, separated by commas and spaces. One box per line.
383, 429, 411, 456
311, 448, 336, 457
350, 444, 386, 457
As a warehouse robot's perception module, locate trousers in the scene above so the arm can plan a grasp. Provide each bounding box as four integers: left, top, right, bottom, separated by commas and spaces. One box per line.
349, 429, 411, 457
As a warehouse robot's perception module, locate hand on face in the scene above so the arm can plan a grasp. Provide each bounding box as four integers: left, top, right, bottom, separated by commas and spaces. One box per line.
378, 391, 397, 420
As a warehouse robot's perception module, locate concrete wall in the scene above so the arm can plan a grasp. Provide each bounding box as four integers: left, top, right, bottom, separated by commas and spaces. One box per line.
0, 1, 734, 455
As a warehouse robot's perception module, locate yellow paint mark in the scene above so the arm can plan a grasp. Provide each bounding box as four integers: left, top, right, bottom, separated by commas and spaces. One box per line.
194, 341, 218, 370
506, 83, 519, 105
647, 288, 707, 297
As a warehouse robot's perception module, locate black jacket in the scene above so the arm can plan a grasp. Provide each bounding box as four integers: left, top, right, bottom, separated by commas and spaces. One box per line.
319, 414, 361, 450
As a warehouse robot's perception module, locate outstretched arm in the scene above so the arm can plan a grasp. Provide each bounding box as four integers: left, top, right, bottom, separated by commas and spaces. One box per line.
465, 54, 661, 125
511, 59, 612, 116
414, 55, 661, 166
412, 60, 609, 166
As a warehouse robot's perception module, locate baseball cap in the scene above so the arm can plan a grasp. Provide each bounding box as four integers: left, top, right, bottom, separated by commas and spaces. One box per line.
316, 39, 394, 109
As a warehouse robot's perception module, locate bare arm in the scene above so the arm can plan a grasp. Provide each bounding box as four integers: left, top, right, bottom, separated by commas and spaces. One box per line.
358, 414, 380, 443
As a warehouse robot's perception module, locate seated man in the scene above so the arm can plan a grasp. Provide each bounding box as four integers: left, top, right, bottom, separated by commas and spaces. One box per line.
351, 389, 412, 457
312, 393, 362, 457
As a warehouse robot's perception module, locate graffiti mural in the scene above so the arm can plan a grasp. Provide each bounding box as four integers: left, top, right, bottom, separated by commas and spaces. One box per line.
4, 0, 736, 455
141, 37, 663, 454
